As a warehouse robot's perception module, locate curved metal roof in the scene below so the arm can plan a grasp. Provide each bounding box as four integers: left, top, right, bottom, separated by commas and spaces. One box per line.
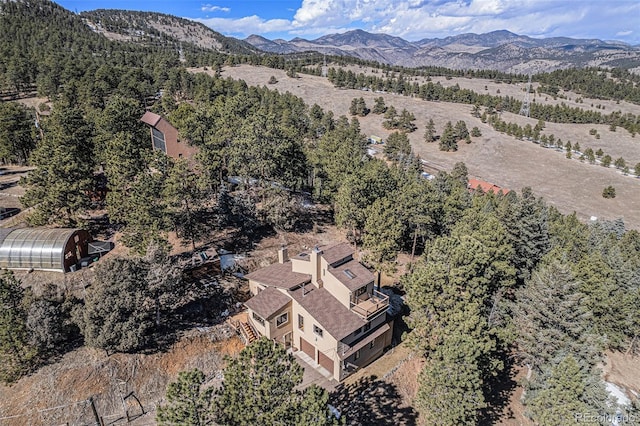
0, 228, 80, 272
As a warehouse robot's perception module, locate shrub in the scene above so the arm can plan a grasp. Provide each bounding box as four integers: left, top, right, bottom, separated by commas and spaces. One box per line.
602, 186, 616, 199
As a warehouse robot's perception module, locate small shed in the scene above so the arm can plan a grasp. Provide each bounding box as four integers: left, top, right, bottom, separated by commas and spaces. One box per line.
0, 228, 92, 272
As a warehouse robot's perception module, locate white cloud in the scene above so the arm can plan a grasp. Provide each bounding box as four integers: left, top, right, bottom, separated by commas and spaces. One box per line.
194, 15, 291, 36
201, 4, 230, 13
192, 0, 640, 43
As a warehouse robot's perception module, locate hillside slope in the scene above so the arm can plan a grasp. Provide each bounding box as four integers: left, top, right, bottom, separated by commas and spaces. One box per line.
80, 9, 259, 55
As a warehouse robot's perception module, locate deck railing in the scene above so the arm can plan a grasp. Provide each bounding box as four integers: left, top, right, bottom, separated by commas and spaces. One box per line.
349, 289, 389, 320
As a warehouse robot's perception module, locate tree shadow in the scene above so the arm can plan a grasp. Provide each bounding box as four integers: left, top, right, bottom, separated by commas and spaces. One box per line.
330, 375, 418, 426
479, 356, 519, 425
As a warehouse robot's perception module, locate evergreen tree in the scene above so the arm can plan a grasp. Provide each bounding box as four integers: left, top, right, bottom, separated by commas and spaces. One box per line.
163, 159, 209, 251
363, 196, 403, 281
397, 108, 417, 132
383, 131, 411, 162
372, 96, 387, 114
26, 299, 65, 353
454, 120, 469, 140
423, 118, 436, 143
77, 257, 153, 354
0, 271, 36, 383
495, 188, 550, 284
439, 121, 457, 152
22, 103, 95, 226
416, 332, 487, 425
0, 101, 36, 164
335, 159, 396, 245
215, 338, 337, 425
525, 355, 611, 426
157, 369, 214, 426
512, 261, 596, 371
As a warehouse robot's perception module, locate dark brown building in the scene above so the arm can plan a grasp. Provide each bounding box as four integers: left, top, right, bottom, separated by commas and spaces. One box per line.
140, 111, 199, 160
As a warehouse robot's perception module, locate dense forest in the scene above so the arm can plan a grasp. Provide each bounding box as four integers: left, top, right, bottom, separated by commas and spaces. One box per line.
1, 1, 639, 424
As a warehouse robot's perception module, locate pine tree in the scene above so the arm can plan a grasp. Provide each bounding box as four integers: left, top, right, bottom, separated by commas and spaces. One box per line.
363, 196, 403, 281
0, 101, 36, 164
157, 369, 214, 426
416, 335, 486, 425
525, 355, 611, 426
21, 103, 95, 226
512, 261, 596, 371
423, 118, 436, 143
383, 131, 411, 162
163, 159, 209, 251
215, 338, 304, 425
439, 121, 457, 152
77, 257, 153, 354
0, 271, 36, 383
372, 96, 387, 114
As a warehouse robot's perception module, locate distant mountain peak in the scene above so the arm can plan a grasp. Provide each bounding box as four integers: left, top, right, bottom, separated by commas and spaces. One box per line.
244, 29, 640, 72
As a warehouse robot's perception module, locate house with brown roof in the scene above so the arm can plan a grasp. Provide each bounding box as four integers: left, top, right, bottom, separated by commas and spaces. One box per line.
243, 243, 393, 382
140, 111, 198, 160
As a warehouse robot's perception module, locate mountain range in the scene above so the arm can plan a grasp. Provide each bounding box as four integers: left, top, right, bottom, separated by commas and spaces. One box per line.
78, 7, 640, 73
245, 29, 640, 72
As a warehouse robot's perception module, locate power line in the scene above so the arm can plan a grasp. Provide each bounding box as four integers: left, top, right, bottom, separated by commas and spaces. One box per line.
519, 74, 532, 117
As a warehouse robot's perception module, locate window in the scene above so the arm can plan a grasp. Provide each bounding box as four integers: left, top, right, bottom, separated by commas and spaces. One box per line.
344, 269, 356, 279
363, 322, 371, 332
313, 325, 323, 338
276, 312, 289, 328
252, 312, 265, 326
151, 128, 166, 153
369, 338, 375, 349
354, 286, 367, 298
354, 350, 360, 361
298, 314, 304, 331
354, 327, 362, 336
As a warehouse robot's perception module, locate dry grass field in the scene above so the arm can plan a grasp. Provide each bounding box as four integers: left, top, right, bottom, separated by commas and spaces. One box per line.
195, 65, 640, 230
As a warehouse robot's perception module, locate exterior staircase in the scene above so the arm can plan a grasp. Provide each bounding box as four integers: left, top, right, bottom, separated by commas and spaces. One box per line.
239, 321, 258, 345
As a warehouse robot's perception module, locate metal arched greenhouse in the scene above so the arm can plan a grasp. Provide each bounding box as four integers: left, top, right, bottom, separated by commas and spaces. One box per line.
0, 228, 92, 272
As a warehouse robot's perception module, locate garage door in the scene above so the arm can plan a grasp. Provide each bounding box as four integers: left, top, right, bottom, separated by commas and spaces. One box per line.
318, 350, 334, 375
300, 337, 315, 359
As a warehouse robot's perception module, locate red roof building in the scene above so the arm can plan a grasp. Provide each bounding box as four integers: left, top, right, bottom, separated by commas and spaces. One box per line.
140, 111, 198, 160
468, 178, 510, 195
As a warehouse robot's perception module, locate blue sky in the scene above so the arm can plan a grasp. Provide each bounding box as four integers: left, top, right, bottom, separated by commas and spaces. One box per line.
57, 0, 640, 44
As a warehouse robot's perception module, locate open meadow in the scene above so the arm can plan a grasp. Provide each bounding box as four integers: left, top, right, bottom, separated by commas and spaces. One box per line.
197, 65, 640, 230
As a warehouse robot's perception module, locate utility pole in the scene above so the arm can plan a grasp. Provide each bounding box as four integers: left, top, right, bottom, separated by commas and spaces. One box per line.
519, 74, 532, 117
322, 54, 328, 78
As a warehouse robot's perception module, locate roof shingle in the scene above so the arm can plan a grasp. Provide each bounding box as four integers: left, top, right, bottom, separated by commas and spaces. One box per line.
245, 261, 311, 290
320, 243, 354, 266
244, 287, 291, 319
329, 259, 375, 292
289, 286, 366, 340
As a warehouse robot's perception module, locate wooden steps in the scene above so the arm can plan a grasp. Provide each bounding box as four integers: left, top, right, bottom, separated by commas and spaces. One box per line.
240, 321, 258, 345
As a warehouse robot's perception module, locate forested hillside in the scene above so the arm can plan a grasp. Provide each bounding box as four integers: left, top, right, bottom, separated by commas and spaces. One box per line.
0, 1, 639, 424
80, 9, 259, 54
